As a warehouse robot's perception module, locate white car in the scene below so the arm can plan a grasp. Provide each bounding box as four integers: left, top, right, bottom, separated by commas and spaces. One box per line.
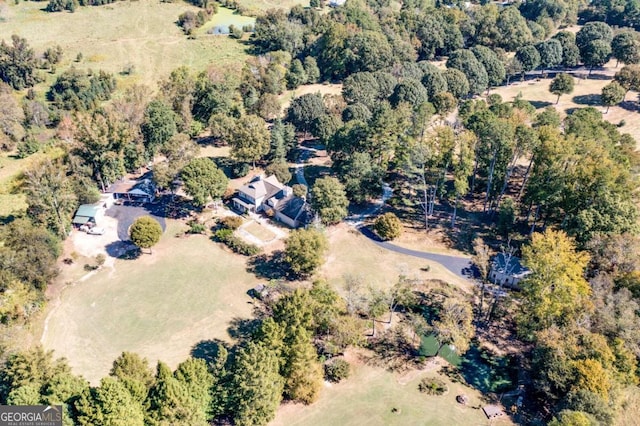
87, 227, 105, 235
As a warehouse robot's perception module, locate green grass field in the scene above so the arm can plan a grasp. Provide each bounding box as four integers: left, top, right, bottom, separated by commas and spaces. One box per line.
271, 349, 513, 426
41, 221, 258, 383
0, 0, 250, 88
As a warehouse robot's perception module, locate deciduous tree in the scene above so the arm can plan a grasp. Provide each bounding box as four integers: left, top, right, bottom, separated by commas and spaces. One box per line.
129, 216, 163, 254
549, 73, 575, 104
284, 228, 328, 277
180, 157, 228, 207
601, 81, 625, 112
310, 176, 349, 225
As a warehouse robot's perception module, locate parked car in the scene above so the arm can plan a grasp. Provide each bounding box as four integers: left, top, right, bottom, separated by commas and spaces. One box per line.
87, 227, 105, 235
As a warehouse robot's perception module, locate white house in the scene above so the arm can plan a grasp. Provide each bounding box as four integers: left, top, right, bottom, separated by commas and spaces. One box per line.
489, 253, 531, 289
233, 175, 309, 228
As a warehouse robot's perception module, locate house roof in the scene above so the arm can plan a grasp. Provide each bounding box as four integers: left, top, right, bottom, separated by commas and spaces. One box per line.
107, 179, 154, 195
276, 196, 307, 221
482, 405, 505, 419
75, 204, 100, 218
239, 175, 284, 201
492, 253, 530, 277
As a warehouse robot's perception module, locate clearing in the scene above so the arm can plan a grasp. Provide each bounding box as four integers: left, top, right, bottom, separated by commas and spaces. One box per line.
0, 0, 250, 88
271, 348, 514, 426
40, 220, 258, 383
491, 64, 640, 144
321, 224, 472, 292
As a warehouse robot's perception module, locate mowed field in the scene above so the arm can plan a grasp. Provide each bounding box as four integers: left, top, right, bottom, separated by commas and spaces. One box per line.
490, 64, 640, 144
271, 349, 513, 426
41, 221, 258, 383
0, 0, 250, 88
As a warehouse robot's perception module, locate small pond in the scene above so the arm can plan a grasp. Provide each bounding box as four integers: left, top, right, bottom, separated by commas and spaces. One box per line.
419, 335, 518, 393
200, 7, 256, 35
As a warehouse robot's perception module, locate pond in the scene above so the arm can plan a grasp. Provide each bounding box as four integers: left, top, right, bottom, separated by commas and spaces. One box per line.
419, 335, 518, 393
200, 7, 256, 35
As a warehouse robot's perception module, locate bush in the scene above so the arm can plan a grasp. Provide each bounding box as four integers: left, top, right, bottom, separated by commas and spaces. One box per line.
373, 213, 403, 241
16, 136, 40, 158
219, 216, 243, 230
418, 377, 448, 395
214, 229, 261, 256
188, 221, 206, 234
292, 184, 307, 198
324, 359, 350, 383
232, 162, 250, 178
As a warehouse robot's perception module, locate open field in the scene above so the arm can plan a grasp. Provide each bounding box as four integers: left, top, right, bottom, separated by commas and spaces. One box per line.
321, 224, 472, 292
239, 0, 308, 12
271, 349, 513, 426
40, 220, 258, 383
490, 65, 640, 144
0, 0, 250, 89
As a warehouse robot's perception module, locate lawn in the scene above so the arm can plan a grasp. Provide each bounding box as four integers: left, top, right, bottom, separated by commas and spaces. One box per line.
490, 64, 640, 144
321, 224, 472, 292
0, 0, 249, 89
243, 220, 277, 242
271, 348, 514, 426
239, 0, 308, 13
40, 221, 258, 383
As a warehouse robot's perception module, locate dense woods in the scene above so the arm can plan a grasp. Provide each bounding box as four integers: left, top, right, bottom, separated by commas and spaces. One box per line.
2, 0, 640, 424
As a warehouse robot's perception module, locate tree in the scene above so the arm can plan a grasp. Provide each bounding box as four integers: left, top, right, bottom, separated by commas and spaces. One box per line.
286, 59, 307, 90
390, 79, 429, 107
373, 213, 402, 241
576, 21, 613, 52
342, 72, 379, 109
421, 67, 448, 100
614, 64, 640, 98
228, 114, 270, 168
496, 6, 533, 51
611, 31, 640, 66
24, 160, 78, 239
141, 100, 177, 159
265, 160, 291, 184
553, 31, 581, 68
515, 45, 541, 79
548, 410, 598, 426
129, 216, 162, 254
446, 49, 489, 95
174, 358, 215, 421
284, 228, 328, 277
75, 377, 145, 426
582, 40, 612, 74
145, 362, 206, 425
0, 35, 38, 89
518, 230, 591, 334
536, 39, 563, 72
549, 73, 575, 104
471, 45, 505, 88
180, 157, 228, 207
443, 68, 470, 99
432, 92, 457, 116
601, 81, 625, 112
109, 352, 153, 403
431, 299, 474, 356
303, 56, 320, 84
310, 176, 349, 225
281, 327, 322, 404
286, 93, 325, 137
228, 342, 284, 426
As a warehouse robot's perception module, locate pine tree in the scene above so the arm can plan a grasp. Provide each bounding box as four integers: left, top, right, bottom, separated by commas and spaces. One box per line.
281, 327, 323, 404
174, 358, 214, 420
145, 362, 206, 426
229, 342, 284, 426
75, 377, 145, 426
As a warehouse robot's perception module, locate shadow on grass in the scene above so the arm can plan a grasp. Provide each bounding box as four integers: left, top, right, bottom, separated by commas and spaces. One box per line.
572, 94, 601, 106
191, 339, 230, 364
618, 100, 640, 112
528, 100, 553, 109
247, 251, 290, 280
458, 346, 518, 394
105, 241, 140, 259
227, 317, 262, 343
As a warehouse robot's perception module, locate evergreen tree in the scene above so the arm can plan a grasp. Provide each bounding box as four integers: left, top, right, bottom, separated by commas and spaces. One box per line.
75, 377, 145, 426
228, 342, 284, 426
281, 327, 322, 404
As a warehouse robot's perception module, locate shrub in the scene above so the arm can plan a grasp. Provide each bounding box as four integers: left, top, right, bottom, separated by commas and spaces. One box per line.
214, 229, 261, 256
418, 377, 448, 395
324, 359, 350, 383
220, 216, 243, 230
292, 184, 307, 198
16, 136, 40, 158
232, 162, 250, 178
188, 221, 206, 234
373, 213, 403, 241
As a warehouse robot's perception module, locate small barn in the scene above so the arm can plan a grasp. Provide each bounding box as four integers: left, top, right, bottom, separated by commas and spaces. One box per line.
489, 253, 531, 289
72, 204, 103, 228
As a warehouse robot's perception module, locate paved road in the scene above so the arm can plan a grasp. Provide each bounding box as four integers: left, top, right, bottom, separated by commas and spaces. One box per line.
106, 203, 167, 241
357, 226, 476, 280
